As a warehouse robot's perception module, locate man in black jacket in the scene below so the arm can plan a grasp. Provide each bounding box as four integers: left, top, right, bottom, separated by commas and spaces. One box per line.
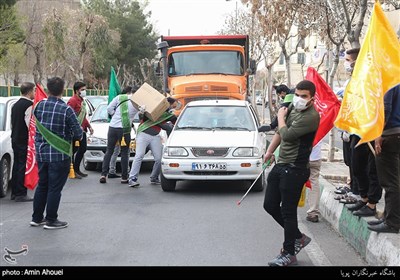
10, 82, 36, 202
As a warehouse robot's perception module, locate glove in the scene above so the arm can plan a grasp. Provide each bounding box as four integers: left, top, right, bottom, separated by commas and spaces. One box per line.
138, 105, 146, 114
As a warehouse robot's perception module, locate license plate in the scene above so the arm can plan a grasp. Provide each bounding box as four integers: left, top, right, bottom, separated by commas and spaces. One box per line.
192, 163, 227, 170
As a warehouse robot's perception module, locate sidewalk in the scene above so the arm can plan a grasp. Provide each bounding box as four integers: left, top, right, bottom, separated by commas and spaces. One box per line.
319, 143, 400, 266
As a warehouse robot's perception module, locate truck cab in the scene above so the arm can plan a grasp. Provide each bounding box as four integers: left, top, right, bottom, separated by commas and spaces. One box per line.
157, 35, 256, 114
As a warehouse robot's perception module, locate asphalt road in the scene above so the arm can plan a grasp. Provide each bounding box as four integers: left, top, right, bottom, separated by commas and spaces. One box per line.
1, 164, 366, 267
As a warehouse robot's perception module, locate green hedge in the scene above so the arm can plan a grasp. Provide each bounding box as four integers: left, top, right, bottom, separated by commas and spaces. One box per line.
0, 85, 108, 97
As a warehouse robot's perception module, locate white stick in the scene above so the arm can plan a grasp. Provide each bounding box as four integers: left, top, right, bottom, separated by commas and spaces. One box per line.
237, 167, 265, 205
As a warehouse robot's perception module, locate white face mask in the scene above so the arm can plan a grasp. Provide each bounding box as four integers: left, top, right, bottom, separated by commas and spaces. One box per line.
344, 61, 353, 73
80, 90, 87, 97
293, 95, 310, 111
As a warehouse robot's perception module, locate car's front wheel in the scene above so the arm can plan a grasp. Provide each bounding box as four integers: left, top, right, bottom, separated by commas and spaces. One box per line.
252, 170, 265, 192
0, 157, 10, 198
83, 157, 97, 171
161, 172, 176, 192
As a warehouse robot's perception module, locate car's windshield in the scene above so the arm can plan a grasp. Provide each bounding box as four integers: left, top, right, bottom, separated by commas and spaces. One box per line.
0, 103, 5, 131
91, 104, 109, 122
176, 105, 255, 131
168, 51, 244, 76
86, 96, 107, 109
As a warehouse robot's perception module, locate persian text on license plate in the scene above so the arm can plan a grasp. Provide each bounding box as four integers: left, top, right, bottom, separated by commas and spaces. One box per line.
192, 163, 227, 170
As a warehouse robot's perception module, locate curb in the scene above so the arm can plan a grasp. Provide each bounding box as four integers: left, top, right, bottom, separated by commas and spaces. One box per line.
319, 177, 400, 266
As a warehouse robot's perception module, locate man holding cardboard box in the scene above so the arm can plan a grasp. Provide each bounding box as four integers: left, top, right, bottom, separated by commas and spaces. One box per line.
128, 97, 177, 187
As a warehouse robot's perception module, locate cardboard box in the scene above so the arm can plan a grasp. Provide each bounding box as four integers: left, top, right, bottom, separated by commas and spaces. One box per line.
130, 83, 170, 121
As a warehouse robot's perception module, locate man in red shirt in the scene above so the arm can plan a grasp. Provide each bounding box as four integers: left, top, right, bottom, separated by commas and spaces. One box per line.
67, 81, 94, 178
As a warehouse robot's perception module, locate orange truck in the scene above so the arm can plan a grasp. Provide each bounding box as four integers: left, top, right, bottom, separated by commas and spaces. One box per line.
156, 35, 256, 114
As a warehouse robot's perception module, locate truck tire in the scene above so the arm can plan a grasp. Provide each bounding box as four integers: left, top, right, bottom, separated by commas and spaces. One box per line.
161, 172, 176, 192
0, 157, 10, 198
252, 170, 265, 192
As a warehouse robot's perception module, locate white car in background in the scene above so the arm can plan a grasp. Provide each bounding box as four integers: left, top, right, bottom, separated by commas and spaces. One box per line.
0, 97, 19, 198
83, 102, 166, 170
161, 100, 267, 192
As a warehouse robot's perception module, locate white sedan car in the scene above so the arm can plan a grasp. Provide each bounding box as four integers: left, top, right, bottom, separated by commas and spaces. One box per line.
161, 100, 267, 192
83, 102, 165, 170
0, 97, 19, 198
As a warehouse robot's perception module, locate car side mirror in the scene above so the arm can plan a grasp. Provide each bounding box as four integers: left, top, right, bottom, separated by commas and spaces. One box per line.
258, 124, 271, 132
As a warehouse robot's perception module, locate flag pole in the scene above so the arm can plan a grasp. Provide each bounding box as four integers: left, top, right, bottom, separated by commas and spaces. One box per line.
367, 142, 376, 157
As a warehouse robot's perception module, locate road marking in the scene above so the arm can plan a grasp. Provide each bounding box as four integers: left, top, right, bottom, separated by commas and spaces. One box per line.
298, 220, 332, 266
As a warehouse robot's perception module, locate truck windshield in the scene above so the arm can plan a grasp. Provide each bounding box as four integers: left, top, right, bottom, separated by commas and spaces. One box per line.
168, 51, 244, 76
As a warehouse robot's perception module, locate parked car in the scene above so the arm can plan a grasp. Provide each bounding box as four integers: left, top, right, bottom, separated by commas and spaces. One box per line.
83, 102, 166, 170
160, 99, 267, 192
256, 94, 268, 107
0, 97, 19, 197
62, 96, 95, 119
85, 95, 108, 110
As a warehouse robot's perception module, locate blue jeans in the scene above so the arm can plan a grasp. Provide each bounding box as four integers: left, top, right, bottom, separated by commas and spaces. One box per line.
32, 159, 70, 223
129, 132, 162, 181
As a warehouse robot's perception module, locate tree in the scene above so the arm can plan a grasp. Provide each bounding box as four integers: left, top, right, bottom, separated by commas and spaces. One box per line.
0, 43, 24, 85
83, 0, 158, 82
0, 0, 24, 61
43, 7, 115, 85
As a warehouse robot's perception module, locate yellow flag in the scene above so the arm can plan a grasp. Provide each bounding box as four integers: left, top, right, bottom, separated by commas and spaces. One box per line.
334, 2, 400, 145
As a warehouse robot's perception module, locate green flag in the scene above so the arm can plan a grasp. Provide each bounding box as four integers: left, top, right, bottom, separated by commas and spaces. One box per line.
108, 66, 121, 104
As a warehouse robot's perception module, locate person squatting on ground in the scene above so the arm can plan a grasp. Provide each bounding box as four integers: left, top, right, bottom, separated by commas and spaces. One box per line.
10, 82, 36, 202
107, 85, 140, 179
368, 84, 400, 234
31, 77, 83, 229
263, 80, 320, 266
128, 97, 178, 187
67, 81, 94, 179
99, 89, 139, 184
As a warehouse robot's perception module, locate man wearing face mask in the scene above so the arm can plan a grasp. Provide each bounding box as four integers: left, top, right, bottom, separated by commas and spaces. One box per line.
67, 81, 94, 178
263, 80, 320, 266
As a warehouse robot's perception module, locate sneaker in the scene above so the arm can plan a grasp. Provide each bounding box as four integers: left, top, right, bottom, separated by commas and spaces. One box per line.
99, 176, 107, 183
75, 170, 88, 177
306, 214, 319, 223
347, 200, 367, 212
30, 219, 47, 227
128, 179, 140, 188
43, 220, 68, 230
150, 178, 161, 185
108, 173, 121, 179
294, 233, 312, 255
268, 249, 297, 266
367, 218, 384, 226
353, 205, 376, 217
15, 195, 34, 202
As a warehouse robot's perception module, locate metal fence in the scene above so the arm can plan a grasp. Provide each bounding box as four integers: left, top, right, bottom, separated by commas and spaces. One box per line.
0, 85, 108, 97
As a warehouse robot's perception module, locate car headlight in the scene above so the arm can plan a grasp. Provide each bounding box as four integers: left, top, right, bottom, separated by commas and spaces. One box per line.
232, 147, 260, 157
164, 147, 188, 157
87, 136, 107, 145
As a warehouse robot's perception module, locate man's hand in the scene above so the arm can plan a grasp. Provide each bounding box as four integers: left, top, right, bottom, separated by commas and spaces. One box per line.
277, 107, 288, 119
263, 151, 275, 164
89, 126, 94, 135
374, 136, 383, 155
138, 105, 146, 114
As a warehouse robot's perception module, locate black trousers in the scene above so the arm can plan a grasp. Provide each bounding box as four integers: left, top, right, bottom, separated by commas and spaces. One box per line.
101, 127, 131, 180
263, 164, 310, 255
73, 132, 87, 172
11, 143, 28, 197
375, 134, 400, 230
352, 136, 382, 204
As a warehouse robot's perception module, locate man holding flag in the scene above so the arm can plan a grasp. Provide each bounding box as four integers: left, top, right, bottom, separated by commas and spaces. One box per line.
31, 77, 82, 229
10, 82, 35, 202
334, 1, 400, 220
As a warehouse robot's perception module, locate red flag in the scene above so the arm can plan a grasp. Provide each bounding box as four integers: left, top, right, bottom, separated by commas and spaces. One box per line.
24, 84, 47, 190
305, 67, 341, 146
305, 179, 312, 189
